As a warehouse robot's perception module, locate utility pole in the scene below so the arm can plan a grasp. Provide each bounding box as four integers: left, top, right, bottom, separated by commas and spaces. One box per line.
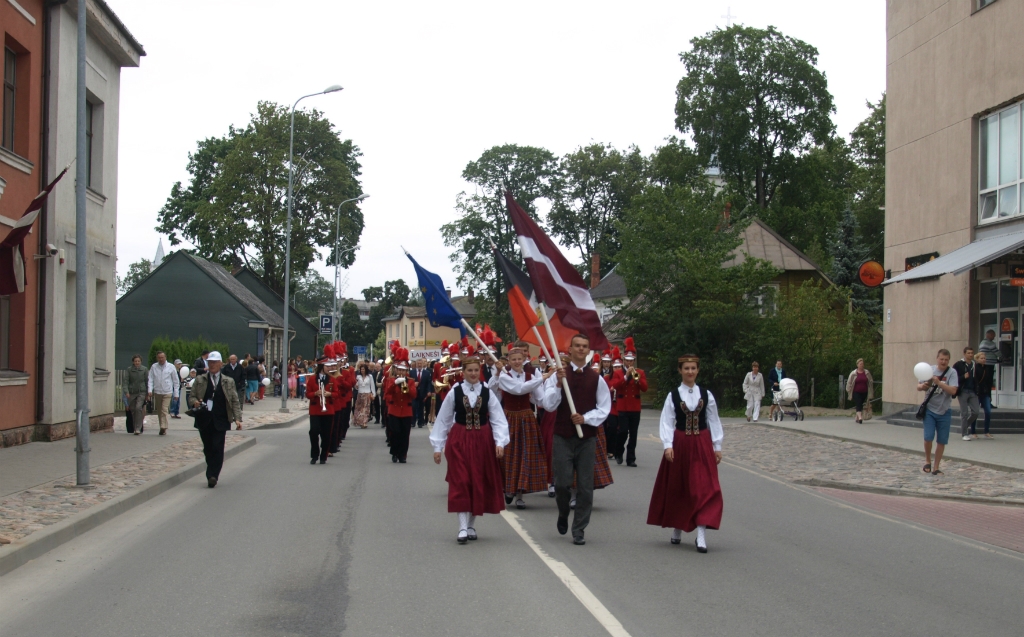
74, 0, 90, 485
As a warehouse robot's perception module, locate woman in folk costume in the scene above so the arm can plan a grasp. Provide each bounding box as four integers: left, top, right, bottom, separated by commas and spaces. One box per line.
647, 354, 724, 553
386, 348, 415, 463
430, 349, 509, 544
499, 344, 556, 510
306, 354, 335, 465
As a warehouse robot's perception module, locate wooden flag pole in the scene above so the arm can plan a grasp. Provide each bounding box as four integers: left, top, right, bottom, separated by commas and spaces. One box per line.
531, 326, 554, 363
538, 303, 583, 438
461, 318, 500, 364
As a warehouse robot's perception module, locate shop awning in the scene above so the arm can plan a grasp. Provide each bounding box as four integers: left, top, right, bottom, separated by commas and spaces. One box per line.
884, 229, 1024, 285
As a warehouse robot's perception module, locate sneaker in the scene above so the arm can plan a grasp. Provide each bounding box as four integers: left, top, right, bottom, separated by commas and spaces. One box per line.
962, 435, 972, 441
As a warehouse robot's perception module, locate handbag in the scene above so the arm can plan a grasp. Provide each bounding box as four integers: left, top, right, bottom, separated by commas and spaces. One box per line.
915, 368, 949, 420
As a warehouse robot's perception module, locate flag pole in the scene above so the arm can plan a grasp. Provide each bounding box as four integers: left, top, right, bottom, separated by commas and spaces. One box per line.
461, 318, 500, 364
531, 326, 554, 363
539, 303, 583, 438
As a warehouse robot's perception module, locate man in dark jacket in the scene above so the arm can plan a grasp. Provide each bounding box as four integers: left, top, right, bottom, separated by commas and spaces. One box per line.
411, 358, 433, 427
768, 360, 786, 419
223, 354, 246, 412
188, 352, 242, 487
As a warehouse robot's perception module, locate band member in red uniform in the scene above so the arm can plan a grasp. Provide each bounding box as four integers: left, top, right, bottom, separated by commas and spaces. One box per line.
600, 348, 625, 464
617, 337, 648, 467
647, 354, 724, 553
387, 348, 415, 463
499, 344, 555, 509
307, 355, 335, 465
334, 342, 356, 448
430, 350, 509, 544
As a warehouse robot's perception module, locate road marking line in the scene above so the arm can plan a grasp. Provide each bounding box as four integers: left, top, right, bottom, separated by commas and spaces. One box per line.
500, 511, 633, 637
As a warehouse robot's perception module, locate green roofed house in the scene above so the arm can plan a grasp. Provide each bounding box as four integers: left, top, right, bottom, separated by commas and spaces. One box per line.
115, 252, 294, 368
233, 266, 318, 360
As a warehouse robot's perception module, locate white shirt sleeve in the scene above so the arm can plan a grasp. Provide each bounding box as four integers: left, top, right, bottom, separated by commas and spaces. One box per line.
488, 389, 510, 447
540, 373, 563, 412
429, 389, 457, 453
584, 377, 612, 427
497, 369, 546, 396
172, 368, 180, 398
659, 393, 676, 450
148, 364, 156, 393
707, 391, 724, 452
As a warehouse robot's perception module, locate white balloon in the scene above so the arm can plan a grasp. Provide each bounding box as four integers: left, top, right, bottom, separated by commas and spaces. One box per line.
913, 362, 933, 382
179, 366, 191, 380
262, 377, 271, 387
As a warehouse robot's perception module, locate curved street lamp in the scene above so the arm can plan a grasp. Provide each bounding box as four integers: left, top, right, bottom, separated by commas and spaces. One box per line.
281, 84, 344, 412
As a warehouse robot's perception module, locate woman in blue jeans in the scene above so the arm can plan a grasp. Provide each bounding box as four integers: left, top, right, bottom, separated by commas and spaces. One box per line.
974, 352, 995, 439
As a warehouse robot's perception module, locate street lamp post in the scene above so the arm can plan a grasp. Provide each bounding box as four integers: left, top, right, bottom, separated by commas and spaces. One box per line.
333, 194, 368, 341
281, 84, 343, 413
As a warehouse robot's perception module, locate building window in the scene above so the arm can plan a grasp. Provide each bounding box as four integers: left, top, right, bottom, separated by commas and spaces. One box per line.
95, 280, 107, 370
979, 102, 1023, 224
86, 101, 94, 187
978, 0, 998, 9
3, 48, 15, 152
0, 295, 10, 370
419, 321, 424, 337
751, 284, 780, 316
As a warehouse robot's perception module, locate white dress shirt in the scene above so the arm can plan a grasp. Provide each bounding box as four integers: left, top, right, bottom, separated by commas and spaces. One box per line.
497, 367, 546, 403
539, 362, 611, 427
429, 380, 510, 452
148, 361, 179, 398
659, 383, 724, 452
355, 373, 376, 397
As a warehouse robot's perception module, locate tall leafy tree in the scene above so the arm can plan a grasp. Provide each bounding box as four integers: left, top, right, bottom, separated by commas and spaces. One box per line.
362, 280, 411, 344
156, 101, 365, 296
828, 203, 882, 317
338, 301, 366, 346
292, 270, 335, 318
116, 258, 153, 296
547, 143, 648, 276
675, 25, 836, 209
850, 94, 885, 261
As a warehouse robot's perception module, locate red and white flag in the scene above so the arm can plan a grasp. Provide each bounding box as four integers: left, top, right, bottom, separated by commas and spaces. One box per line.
505, 191, 609, 351
0, 165, 69, 294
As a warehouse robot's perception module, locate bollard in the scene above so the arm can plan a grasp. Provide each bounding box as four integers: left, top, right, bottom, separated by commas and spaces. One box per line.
838, 374, 845, 409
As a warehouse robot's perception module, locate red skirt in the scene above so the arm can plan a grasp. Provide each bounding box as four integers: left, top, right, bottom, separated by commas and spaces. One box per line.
539, 409, 556, 484
444, 423, 506, 516
647, 429, 723, 532
503, 408, 548, 495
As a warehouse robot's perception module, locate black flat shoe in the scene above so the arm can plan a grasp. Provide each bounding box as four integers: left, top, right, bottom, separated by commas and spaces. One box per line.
573, 535, 586, 545
207, 477, 217, 488
695, 539, 707, 554
505, 493, 514, 505
557, 517, 568, 535
320, 459, 326, 464
616, 456, 623, 465
310, 459, 317, 465
457, 534, 468, 545
670, 538, 681, 545
515, 499, 526, 510
392, 456, 398, 463
398, 459, 407, 463
627, 462, 637, 467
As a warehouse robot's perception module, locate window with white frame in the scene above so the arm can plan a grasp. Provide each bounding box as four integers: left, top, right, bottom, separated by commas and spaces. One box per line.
979, 101, 1023, 224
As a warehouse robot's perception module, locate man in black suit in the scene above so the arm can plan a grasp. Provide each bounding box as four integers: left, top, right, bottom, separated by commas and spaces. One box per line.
373, 361, 385, 425
223, 354, 246, 412
411, 358, 431, 428
187, 351, 242, 488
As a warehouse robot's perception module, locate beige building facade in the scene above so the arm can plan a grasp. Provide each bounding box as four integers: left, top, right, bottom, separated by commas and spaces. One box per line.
883, 0, 1024, 412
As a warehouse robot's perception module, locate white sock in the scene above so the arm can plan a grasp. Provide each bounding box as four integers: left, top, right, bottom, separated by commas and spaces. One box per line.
468, 515, 476, 529
458, 512, 469, 532
696, 526, 707, 548
671, 528, 682, 541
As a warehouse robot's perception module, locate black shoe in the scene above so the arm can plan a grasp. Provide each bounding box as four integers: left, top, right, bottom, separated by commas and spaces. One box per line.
310, 458, 317, 465
457, 533, 468, 545
670, 538, 681, 545
207, 476, 217, 488
398, 458, 407, 463
557, 517, 568, 535
627, 462, 637, 467
616, 456, 623, 465
505, 493, 514, 505
392, 456, 398, 463
695, 539, 707, 554
320, 459, 326, 464
548, 486, 556, 498
573, 535, 586, 545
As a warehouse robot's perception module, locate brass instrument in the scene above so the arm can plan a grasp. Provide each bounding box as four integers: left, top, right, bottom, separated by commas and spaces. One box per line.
400, 376, 410, 394
439, 354, 450, 366
433, 379, 450, 393
438, 368, 463, 379
317, 376, 327, 411
628, 367, 640, 382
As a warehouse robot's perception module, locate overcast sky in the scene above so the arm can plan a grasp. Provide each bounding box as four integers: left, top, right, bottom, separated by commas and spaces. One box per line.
109, 0, 885, 298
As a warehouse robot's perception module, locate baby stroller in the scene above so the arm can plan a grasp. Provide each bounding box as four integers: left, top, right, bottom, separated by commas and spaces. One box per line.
772, 378, 804, 421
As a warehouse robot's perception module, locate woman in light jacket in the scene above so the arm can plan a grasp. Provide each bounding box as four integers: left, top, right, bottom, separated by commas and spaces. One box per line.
742, 362, 765, 422
846, 359, 875, 424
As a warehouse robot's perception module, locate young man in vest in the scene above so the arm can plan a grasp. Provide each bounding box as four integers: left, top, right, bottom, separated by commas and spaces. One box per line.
617, 337, 648, 467
541, 334, 611, 546
188, 352, 243, 487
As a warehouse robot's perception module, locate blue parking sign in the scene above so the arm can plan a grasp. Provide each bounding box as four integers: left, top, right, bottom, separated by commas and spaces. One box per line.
319, 314, 333, 335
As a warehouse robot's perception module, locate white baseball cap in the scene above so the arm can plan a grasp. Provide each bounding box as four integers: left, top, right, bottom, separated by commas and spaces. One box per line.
207, 351, 223, 362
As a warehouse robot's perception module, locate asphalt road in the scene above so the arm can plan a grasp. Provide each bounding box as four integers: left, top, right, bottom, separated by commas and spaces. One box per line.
2, 417, 1023, 637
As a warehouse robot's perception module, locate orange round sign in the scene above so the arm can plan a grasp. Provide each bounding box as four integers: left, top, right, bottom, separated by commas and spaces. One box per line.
858, 261, 885, 288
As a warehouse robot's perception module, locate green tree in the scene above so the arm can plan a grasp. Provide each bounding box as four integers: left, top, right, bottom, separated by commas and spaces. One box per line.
116, 258, 153, 296
362, 280, 411, 345
292, 270, 335, 318
156, 101, 364, 296
547, 143, 648, 275
338, 301, 366, 346
850, 94, 885, 261
675, 25, 836, 209
828, 203, 882, 317
648, 137, 707, 189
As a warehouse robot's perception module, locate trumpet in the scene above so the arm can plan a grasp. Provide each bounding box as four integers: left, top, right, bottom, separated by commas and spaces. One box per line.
439, 368, 463, 379
628, 367, 640, 382
433, 379, 450, 393
401, 379, 410, 394
317, 377, 327, 411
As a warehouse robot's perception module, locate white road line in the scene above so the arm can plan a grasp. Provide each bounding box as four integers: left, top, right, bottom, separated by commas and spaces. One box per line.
500, 511, 633, 637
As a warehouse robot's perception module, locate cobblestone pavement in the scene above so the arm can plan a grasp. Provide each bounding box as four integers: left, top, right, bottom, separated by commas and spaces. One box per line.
724, 423, 1024, 503
0, 434, 248, 545
817, 487, 1024, 553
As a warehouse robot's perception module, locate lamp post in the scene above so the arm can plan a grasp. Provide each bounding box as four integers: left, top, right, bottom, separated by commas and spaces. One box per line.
333, 195, 368, 341
281, 84, 343, 413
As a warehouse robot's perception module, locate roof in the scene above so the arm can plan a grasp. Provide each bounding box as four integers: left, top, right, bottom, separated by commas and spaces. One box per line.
233, 267, 317, 331
884, 229, 1024, 285
724, 218, 826, 274
89, 0, 146, 58
382, 297, 478, 323
590, 266, 628, 300
184, 254, 287, 328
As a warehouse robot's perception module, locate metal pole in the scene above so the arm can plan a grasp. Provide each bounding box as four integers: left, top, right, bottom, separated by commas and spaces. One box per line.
332, 195, 367, 343
74, 0, 90, 485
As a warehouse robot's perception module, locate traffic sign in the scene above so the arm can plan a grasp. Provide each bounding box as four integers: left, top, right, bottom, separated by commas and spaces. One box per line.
318, 314, 334, 335
353, 346, 367, 355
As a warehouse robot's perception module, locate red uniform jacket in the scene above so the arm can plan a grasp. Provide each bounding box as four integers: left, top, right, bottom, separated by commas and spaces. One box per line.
335, 369, 356, 407
387, 376, 415, 418
617, 369, 647, 412
603, 369, 626, 416
307, 372, 335, 416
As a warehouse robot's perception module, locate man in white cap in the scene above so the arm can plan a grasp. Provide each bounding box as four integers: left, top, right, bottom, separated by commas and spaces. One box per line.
188, 351, 243, 487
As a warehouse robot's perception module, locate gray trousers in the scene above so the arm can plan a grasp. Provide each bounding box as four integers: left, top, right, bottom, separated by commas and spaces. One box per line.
958, 389, 981, 436
553, 434, 596, 538
128, 392, 147, 431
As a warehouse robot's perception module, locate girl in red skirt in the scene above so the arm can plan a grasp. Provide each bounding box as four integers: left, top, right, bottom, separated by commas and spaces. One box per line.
647, 354, 724, 553
497, 345, 555, 509
430, 353, 510, 544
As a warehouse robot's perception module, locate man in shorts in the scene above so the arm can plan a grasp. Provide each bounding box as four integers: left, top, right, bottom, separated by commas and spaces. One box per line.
916, 349, 958, 476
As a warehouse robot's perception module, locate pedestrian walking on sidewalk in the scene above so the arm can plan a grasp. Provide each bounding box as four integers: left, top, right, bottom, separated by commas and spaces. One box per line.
147, 351, 178, 436
768, 360, 786, 420
953, 347, 981, 441
127, 355, 148, 435
917, 349, 958, 476
742, 362, 765, 422
188, 352, 242, 487
846, 359, 875, 423
647, 354, 724, 553
973, 352, 995, 439
977, 330, 999, 408
224, 355, 246, 411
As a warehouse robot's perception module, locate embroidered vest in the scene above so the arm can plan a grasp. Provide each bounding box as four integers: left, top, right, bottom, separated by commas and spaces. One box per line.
454, 385, 490, 430
672, 386, 709, 435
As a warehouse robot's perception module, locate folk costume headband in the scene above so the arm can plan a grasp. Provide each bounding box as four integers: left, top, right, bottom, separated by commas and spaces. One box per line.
678, 354, 700, 365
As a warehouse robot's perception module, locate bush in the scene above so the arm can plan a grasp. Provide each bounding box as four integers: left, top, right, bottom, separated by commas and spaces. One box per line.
148, 336, 230, 367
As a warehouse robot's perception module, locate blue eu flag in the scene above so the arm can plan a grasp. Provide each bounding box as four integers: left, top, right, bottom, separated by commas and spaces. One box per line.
406, 252, 466, 333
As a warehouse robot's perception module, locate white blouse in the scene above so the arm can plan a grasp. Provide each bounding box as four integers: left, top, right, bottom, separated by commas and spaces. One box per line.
539, 363, 612, 427
355, 373, 376, 397
659, 383, 724, 452
429, 381, 510, 452
497, 368, 547, 403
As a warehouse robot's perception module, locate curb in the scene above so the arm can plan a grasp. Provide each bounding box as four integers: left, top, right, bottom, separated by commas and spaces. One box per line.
743, 420, 1024, 475
796, 478, 1024, 507
0, 435, 258, 578
246, 411, 307, 431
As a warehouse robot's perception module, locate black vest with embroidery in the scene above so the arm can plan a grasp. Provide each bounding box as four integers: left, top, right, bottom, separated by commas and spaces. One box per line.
454, 385, 490, 430
671, 386, 709, 435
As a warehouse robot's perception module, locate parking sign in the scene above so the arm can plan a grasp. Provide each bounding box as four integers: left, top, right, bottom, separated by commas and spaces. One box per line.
319, 314, 333, 335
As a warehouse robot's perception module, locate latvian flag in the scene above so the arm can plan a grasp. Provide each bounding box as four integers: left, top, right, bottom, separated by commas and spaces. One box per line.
0, 165, 69, 295
505, 191, 609, 351
493, 246, 577, 349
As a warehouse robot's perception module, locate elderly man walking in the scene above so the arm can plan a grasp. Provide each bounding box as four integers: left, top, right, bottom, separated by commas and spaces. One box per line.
148, 351, 179, 435
188, 352, 243, 487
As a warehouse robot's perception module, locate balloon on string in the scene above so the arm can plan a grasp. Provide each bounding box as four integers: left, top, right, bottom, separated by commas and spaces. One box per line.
913, 362, 933, 382
179, 366, 191, 380
262, 377, 271, 387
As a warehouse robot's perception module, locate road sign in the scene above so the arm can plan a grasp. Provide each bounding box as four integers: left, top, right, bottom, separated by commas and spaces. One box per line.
353, 346, 367, 355
319, 314, 334, 335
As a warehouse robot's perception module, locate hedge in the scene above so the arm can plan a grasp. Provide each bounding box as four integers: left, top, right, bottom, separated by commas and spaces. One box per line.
147, 336, 230, 367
